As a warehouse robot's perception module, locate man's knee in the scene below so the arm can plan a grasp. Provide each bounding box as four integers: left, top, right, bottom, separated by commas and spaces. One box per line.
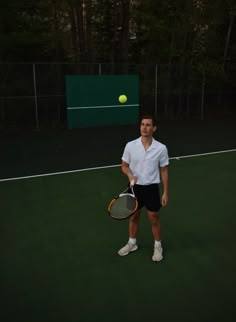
147, 211, 160, 224
130, 210, 141, 222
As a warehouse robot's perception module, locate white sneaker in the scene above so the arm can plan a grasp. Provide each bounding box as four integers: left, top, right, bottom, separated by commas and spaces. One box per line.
118, 242, 138, 256
152, 245, 163, 262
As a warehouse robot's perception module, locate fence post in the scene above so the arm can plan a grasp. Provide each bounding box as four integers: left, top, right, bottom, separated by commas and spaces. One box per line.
33, 63, 39, 129
201, 71, 206, 121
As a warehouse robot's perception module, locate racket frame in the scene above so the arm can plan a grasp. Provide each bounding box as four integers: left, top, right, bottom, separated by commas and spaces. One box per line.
108, 185, 138, 220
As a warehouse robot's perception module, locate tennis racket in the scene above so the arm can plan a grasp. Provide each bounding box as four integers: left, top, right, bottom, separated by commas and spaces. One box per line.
108, 180, 138, 220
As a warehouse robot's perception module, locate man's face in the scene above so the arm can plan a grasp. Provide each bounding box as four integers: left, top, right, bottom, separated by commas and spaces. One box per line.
140, 118, 157, 137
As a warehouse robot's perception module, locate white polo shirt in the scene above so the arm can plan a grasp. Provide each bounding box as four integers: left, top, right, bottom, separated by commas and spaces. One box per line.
122, 137, 169, 185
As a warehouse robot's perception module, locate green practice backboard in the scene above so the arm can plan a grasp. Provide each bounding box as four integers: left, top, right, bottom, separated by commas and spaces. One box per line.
65, 75, 139, 128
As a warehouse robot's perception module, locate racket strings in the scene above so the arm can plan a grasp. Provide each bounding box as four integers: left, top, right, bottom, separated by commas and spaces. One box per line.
109, 194, 137, 219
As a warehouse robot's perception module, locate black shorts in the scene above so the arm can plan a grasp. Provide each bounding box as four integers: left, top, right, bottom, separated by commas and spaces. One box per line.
129, 184, 161, 212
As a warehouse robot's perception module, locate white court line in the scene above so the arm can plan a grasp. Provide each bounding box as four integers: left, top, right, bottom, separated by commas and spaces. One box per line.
171, 148, 236, 160
0, 148, 236, 183
67, 104, 139, 110
0, 164, 120, 182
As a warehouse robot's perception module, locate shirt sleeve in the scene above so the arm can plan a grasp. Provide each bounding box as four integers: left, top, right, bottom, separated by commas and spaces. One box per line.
121, 143, 131, 164
159, 145, 169, 167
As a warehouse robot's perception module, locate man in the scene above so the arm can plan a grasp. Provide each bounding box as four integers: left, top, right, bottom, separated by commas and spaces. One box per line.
118, 115, 169, 262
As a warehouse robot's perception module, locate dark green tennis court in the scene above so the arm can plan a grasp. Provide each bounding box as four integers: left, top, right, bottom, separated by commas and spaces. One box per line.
1, 151, 236, 322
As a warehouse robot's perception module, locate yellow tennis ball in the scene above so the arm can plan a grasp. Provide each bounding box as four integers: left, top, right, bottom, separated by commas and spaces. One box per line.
119, 95, 127, 104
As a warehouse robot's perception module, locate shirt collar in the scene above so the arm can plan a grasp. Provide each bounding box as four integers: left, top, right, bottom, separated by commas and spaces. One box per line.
138, 137, 157, 150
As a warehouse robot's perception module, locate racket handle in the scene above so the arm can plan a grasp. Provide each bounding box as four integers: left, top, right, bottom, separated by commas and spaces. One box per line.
130, 179, 135, 187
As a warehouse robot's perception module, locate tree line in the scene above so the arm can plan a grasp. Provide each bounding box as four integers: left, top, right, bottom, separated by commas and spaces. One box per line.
1, 1, 235, 71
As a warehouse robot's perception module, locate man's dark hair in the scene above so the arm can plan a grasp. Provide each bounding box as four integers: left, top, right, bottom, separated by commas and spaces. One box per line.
140, 115, 157, 126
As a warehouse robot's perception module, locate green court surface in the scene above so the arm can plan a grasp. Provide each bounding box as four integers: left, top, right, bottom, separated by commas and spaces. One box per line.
1, 152, 236, 322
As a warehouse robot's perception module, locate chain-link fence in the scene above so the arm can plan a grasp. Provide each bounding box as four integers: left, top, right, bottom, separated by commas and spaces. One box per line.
0, 63, 235, 130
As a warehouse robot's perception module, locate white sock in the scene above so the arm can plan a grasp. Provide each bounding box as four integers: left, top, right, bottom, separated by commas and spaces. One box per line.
155, 240, 162, 247
129, 238, 136, 245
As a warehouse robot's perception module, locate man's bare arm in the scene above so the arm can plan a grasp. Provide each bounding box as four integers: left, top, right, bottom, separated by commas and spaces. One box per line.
160, 166, 169, 206
121, 160, 137, 184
